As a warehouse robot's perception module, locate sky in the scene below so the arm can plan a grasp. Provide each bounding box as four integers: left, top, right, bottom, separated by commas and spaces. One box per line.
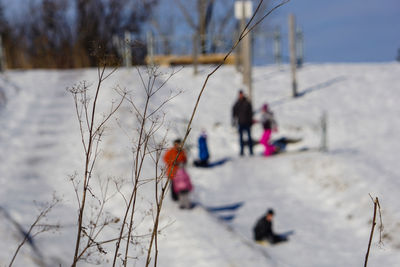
270, 0, 400, 62
2, 0, 400, 63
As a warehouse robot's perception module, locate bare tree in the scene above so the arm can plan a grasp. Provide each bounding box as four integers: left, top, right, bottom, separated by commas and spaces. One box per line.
149, 10, 176, 55
174, 0, 216, 54
75, 0, 158, 66
172, 0, 269, 55
28, 0, 73, 68
0, 0, 158, 68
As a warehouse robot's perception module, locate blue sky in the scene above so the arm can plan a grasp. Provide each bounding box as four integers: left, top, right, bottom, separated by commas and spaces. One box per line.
4, 0, 399, 63
270, 0, 400, 62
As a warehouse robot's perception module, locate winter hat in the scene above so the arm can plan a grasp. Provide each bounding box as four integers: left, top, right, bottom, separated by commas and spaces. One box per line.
262, 103, 269, 111
173, 138, 182, 145
200, 129, 207, 138
266, 208, 274, 215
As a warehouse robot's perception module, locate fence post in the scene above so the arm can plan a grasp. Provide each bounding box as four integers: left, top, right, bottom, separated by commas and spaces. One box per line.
193, 34, 199, 75
320, 111, 328, 152
289, 14, 298, 97
296, 26, 304, 68
273, 26, 282, 66
123, 31, 132, 67
146, 31, 154, 66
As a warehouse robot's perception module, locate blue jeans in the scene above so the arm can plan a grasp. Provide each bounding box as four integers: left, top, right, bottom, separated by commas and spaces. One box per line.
238, 125, 253, 155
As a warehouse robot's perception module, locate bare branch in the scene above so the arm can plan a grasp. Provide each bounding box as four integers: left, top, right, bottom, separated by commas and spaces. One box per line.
8, 197, 60, 267
174, 0, 198, 30
364, 195, 384, 267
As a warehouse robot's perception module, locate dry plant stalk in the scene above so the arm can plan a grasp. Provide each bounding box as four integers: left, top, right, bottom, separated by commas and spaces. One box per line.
8, 196, 60, 267
68, 61, 126, 266
364, 195, 383, 267
111, 66, 181, 267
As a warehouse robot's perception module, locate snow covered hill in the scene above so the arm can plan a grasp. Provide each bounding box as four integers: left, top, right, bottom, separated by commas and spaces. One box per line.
0, 62, 399, 266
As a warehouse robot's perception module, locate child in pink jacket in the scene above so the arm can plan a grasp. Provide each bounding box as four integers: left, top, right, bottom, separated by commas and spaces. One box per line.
173, 167, 193, 209
259, 104, 278, 156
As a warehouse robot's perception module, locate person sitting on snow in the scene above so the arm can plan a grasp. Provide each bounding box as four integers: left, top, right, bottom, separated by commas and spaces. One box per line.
193, 130, 231, 168
193, 130, 210, 167
253, 208, 288, 245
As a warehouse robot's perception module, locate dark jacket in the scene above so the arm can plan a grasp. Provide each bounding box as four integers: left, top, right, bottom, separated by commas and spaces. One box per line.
232, 98, 253, 127
253, 216, 274, 241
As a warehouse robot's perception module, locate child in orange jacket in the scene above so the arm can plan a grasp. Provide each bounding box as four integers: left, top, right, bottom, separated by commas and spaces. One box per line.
163, 139, 187, 201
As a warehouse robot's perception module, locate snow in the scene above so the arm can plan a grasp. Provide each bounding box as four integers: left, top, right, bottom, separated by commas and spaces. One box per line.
0, 62, 400, 266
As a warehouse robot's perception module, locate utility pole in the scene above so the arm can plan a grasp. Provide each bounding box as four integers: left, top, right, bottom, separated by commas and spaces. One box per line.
289, 14, 298, 97
235, 1, 253, 102
234, 29, 242, 72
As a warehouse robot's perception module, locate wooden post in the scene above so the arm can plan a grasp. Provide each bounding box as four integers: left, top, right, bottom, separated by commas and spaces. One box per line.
243, 32, 252, 102
239, 2, 246, 73
193, 34, 199, 75
296, 26, 304, 68
241, 1, 252, 102
124, 31, 132, 67
289, 14, 298, 97
146, 31, 154, 65
234, 29, 242, 72
320, 111, 328, 152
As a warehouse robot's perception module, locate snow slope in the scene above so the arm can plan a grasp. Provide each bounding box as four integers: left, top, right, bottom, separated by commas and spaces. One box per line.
0, 62, 399, 266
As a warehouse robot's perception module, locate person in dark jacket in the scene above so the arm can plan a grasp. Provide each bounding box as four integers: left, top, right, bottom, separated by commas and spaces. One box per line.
232, 90, 254, 156
253, 209, 288, 244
